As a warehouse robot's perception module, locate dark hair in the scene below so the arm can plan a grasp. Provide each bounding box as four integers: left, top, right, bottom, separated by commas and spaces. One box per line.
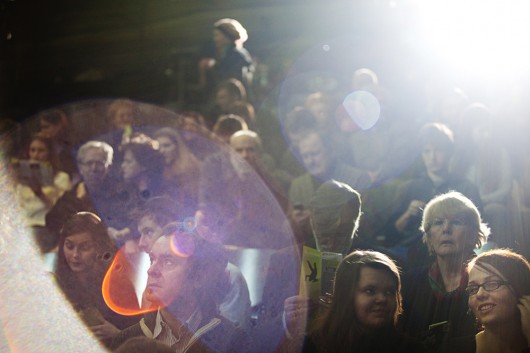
418, 122, 455, 154
216, 78, 247, 101
39, 109, 68, 126
212, 114, 248, 138
284, 107, 317, 135
129, 196, 180, 231
312, 250, 402, 353
157, 223, 229, 317
468, 248, 530, 299
121, 134, 165, 181
55, 212, 117, 306
26, 133, 61, 174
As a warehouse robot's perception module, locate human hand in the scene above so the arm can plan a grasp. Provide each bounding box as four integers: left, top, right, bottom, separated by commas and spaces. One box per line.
198, 58, 215, 70
284, 295, 309, 338
291, 207, 311, 228
407, 200, 425, 217
518, 295, 530, 346
90, 319, 120, 340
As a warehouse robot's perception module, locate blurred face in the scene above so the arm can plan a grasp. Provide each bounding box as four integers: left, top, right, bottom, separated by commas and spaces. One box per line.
78, 148, 110, 189
121, 150, 145, 181
230, 135, 258, 166
213, 29, 230, 50
63, 232, 97, 273
112, 106, 134, 129
156, 136, 178, 166
145, 235, 191, 307
422, 143, 450, 176
298, 134, 330, 178
28, 139, 50, 161
40, 119, 62, 138
427, 215, 474, 258
137, 215, 164, 252
354, 266, 397, 332
215, 88, 233, 112
468, 264, 518, 328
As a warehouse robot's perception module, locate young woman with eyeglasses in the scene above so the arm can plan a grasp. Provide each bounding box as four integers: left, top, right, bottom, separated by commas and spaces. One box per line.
467, 248, 530, 353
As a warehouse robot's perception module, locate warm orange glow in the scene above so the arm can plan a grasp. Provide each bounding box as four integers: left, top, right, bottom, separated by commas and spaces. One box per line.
102, 249, 156, 316
169, 232, 195, 258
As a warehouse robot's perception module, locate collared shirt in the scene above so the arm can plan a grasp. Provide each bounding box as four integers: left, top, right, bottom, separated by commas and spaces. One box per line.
152, 309, 202, 348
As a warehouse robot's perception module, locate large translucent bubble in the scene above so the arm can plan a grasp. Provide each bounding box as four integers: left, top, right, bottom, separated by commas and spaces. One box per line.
0, 100, 300, 352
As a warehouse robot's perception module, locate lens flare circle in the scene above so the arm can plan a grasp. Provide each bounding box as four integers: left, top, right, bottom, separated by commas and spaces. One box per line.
181, 216, 197, 232
170, 232, 195, 258
342, 90, 381, 130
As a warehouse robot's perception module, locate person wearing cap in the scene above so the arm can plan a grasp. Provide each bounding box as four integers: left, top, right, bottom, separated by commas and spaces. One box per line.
110, 222, 252, 353
198, 18, 254, 91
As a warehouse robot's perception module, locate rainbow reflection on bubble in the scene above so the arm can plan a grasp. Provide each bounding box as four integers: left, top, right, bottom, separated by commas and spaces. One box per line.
170, 231, 196, 258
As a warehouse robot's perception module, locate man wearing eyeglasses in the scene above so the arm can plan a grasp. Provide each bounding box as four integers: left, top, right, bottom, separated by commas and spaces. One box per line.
45, 140, 119, 246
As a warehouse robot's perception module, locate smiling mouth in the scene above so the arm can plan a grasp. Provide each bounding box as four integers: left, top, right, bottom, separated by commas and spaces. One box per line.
478, 303, 495, 313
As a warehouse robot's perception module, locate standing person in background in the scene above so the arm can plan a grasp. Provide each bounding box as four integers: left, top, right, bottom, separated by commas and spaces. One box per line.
467, 248, 530, 353
399, 191, 489, 353
198, 18, 254, 98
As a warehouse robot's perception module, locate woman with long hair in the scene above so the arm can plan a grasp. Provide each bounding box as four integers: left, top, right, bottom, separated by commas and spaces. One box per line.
153, 127, 201, 205
467, 248, 530, 353
303, 250, 423, 353
14, 133, 71, 227
55, 212, 139, 342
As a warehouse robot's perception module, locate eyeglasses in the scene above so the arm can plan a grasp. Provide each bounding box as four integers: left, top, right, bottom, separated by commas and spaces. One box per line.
465, 280, 510, 296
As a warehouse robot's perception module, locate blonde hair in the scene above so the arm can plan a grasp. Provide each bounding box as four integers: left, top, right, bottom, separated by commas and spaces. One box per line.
421, 191, 489, 254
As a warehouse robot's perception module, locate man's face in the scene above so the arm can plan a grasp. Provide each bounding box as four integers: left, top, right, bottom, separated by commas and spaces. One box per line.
298, 133, 330, 178
78, 148, 110, 189
421, 143, 450, 177
230, 135, 258, 167
137, 215, 164, 252
145, 235, 191, 307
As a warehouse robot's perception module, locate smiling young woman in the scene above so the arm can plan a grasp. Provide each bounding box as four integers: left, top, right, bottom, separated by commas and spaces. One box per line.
302, 250, 424, 353
467, 249, 530, 353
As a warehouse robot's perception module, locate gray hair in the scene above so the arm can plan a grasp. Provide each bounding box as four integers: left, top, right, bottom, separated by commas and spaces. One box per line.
77, 140, 113, 167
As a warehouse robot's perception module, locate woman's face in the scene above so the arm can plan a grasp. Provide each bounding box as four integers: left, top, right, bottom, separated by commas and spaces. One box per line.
156, 136, 178, 165
212, 29, 230, 50
63, 232, 97, 273
121, 150, 145, 181
468, 265, 518, 328
427, 214, 474, 257
354, 266, 397, 332
28, 139, 50, 162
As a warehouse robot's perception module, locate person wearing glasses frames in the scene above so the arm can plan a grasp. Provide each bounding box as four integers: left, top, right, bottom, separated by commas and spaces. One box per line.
399, 191, 490, 353
467, 248, 530, 353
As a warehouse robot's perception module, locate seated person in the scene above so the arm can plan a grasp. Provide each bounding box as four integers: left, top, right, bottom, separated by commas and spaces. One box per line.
387, 122, 483, 267
399, 191, 488, 353
54, 212, 139, 344
14, 133, 71, 228
130, 197, 252, 332
109, 223, 251, 352
301, 250, 424, 353
467, 248, 530, 353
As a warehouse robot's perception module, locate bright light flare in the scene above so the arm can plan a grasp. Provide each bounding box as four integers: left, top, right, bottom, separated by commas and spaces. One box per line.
416, 0, 530, 78
170, 232, 196, 258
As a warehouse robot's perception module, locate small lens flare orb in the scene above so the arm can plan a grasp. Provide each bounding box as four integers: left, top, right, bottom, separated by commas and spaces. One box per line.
342, 90, 381, 130
170, 232, 196, 258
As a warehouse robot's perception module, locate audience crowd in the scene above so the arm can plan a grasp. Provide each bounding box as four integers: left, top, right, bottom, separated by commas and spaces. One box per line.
5, 17, 530, 353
